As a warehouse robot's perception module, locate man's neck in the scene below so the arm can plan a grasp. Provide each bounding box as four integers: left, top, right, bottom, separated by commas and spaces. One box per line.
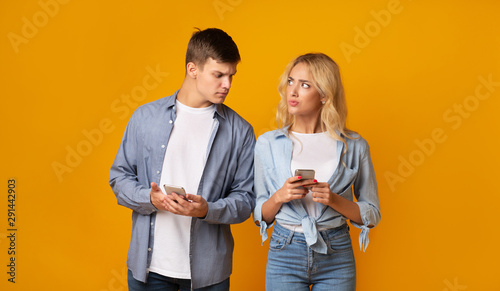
177, 83, 213, 108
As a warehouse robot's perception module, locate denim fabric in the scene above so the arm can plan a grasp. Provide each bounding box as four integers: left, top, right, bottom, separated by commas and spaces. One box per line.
253, 128, 381, 253
266, 223, 356, 291
128, 270, 230, 291
110, 90, 256, 288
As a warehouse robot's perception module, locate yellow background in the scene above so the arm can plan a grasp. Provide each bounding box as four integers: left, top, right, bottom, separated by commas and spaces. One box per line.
1, 0, 499, 290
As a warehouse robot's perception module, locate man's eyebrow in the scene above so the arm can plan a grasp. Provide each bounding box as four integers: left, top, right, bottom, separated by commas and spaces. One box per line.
213, 70, 237, 76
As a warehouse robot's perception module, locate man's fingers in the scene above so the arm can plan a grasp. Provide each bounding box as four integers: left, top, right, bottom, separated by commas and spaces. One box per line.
186, 193, 201, 202
151, 182, 162, 192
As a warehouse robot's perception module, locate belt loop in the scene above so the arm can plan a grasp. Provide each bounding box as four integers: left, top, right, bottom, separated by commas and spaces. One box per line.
285, 226, 294, 245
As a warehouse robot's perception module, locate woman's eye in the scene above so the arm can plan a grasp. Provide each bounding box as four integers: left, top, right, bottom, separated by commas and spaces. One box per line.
287, 79, 293, 85
301, 83, 310, 88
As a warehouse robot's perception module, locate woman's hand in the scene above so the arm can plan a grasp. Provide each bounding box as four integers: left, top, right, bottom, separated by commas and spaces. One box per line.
309, 182, 336, 207
310, 182, 364, 225
274, 176, 315, 203
261, 176, 316, 225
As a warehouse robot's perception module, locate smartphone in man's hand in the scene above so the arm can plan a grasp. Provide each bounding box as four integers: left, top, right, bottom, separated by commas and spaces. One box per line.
163, 184, 188, 201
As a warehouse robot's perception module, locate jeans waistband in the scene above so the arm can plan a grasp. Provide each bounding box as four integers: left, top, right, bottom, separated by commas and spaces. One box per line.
274, 221, 348, 242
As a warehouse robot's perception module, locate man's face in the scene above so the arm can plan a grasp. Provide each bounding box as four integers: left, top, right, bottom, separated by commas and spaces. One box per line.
194, 58, 237, 107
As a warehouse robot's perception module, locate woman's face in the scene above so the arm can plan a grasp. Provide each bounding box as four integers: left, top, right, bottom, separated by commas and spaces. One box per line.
286, 62, 324, 118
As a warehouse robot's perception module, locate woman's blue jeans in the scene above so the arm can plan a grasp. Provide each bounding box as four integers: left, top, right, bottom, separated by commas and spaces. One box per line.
266, 222, 356, 291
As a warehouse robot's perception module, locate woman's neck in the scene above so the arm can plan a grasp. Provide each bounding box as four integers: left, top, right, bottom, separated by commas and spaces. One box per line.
290, 117, 323, 134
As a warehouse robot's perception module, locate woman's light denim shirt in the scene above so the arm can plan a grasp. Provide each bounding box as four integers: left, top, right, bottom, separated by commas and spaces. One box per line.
253, 128, 381, 253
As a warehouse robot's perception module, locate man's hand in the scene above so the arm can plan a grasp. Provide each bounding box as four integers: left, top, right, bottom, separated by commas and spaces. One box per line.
150, 182, 168, 210
164, 192, 209, 218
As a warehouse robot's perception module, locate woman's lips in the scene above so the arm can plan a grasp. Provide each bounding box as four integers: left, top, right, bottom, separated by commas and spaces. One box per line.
289, 100, 299, 107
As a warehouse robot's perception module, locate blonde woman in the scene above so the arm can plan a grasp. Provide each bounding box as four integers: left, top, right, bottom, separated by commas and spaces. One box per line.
253, 53, 381, 290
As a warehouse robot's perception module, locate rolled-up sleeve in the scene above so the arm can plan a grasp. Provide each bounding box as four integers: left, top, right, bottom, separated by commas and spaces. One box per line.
252, 135, 275, 243
352, 140, 381, 251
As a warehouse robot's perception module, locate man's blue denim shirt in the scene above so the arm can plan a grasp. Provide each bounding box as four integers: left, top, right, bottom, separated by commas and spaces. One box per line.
253, 129, 381, 253
109, 91, 256, 289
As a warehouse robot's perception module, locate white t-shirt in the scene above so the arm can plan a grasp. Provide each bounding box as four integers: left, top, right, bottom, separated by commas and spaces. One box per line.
290, 131, 339, 219
149, 100, 215, 279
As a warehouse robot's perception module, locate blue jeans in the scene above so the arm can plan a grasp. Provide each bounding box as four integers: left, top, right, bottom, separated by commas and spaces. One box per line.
128, 270, 230, 291
266, 223, 356, 291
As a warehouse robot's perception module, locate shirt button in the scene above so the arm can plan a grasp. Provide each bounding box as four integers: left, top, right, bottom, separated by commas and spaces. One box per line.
156, 171, 160, 174
169, 120, 173, 124
148, 248, 152, 251
151, 222, 154, 226
161, 145, 165, 148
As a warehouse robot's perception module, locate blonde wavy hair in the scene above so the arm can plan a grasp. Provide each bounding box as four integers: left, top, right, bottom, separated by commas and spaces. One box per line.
277, 53, 356, 150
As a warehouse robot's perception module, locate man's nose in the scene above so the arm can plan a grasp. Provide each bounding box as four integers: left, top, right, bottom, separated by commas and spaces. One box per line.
222, 77, 232, 89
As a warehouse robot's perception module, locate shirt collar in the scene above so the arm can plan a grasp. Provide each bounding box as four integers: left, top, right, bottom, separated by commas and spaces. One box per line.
214, 103, 226, 120
273, 126, 290, 139
274, 125, 344, 140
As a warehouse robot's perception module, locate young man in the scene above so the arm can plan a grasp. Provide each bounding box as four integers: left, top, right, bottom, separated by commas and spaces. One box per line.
109, 28, 255, 290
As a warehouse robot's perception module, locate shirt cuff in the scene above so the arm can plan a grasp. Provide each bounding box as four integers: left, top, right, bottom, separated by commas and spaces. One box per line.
352, 202, 371, 252
357, 224, 370, 252
199, 201, 218, 223
259, 220, 269, 244
140, 188, 158, 215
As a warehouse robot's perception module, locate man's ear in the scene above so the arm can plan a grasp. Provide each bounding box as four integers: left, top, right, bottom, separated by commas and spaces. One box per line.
186, 62, 198, 79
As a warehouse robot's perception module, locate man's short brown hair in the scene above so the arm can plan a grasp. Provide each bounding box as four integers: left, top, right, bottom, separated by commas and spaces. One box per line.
185, 28, 241, 69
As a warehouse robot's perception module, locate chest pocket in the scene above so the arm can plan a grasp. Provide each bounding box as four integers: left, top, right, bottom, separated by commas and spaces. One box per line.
330, 166, 358, 198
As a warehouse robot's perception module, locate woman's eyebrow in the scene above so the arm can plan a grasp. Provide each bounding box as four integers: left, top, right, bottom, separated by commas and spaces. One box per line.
288, 76, 311, 82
